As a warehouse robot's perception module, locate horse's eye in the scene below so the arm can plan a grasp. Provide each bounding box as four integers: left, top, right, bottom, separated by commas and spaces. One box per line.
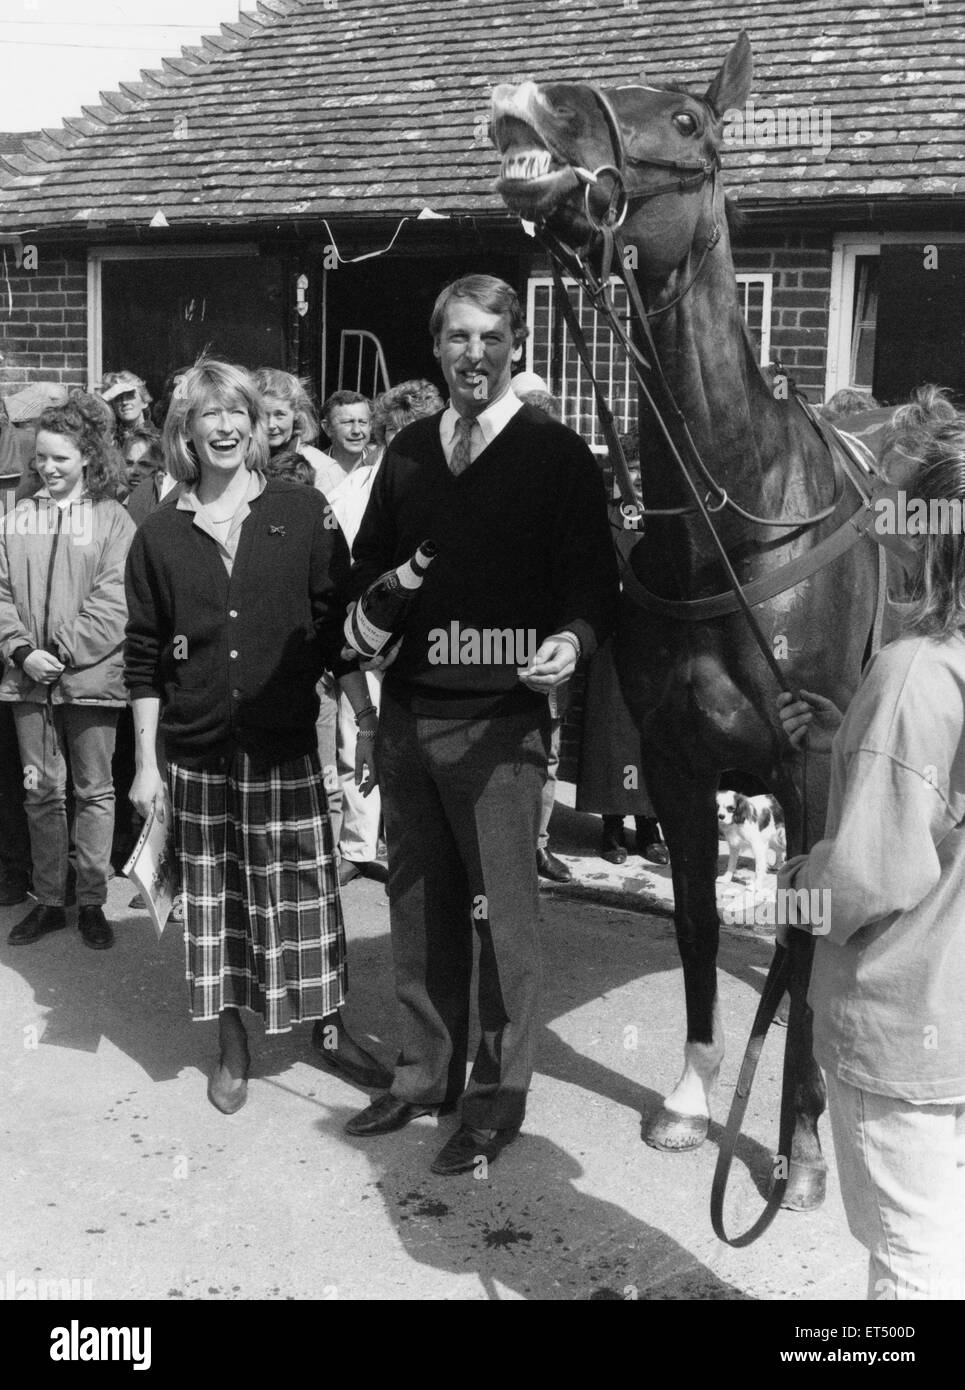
673, 111, 698, 136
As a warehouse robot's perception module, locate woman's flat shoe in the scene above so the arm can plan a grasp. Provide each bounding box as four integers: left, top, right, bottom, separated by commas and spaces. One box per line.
207, 1039, 250, 1115
207, 1064, 248, 1115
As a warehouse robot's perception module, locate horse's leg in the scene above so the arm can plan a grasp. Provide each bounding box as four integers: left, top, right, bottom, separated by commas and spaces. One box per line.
772, 761, 828, 1211
642, 758, 723, 1150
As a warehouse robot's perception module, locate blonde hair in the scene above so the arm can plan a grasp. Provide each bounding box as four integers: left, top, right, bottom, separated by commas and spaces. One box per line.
887, 387, 965, 638
163, 359, 269, 483
253, 367, 320, 446
371, 379, 444, 443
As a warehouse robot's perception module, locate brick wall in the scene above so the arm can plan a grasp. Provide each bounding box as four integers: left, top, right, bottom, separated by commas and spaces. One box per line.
0, 250, 87, 388
732, 228, 833, 399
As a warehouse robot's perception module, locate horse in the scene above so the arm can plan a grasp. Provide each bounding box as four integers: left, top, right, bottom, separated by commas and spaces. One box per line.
491, 32, 887, 1212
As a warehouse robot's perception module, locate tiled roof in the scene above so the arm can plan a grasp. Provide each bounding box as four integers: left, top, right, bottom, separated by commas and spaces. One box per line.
1, 0, 964, 233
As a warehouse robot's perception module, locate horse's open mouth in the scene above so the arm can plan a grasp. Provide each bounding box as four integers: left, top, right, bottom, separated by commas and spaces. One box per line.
492, 112, 579, 217
495, 146, 579, 216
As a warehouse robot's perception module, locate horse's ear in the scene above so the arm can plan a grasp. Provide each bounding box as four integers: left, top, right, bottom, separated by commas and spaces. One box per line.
704, 31, 752, 118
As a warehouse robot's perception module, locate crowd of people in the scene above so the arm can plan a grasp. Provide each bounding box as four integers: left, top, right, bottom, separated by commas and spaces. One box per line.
0, 275, 962, 1295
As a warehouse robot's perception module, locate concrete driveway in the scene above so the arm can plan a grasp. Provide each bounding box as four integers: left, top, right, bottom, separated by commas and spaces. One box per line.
1, 810, 864, 1302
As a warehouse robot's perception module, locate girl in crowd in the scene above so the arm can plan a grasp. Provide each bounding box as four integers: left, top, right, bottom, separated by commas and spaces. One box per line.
125, 359, 390, 1113
100, 371, 157, 449
0, 395, 134, 950
776, 388, 965, 1300
253, 368, 329, 485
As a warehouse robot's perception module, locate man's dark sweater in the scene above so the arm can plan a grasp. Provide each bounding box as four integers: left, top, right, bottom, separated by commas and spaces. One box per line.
350, 404, 620, 718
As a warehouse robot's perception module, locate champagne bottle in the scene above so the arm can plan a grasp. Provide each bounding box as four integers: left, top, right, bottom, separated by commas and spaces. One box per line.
344, 540, 438, 658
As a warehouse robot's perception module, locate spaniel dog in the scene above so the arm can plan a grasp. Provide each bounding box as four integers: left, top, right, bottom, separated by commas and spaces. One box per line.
716, 792, 786, 887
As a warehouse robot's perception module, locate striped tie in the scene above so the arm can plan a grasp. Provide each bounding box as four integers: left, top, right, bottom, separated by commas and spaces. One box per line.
449, 415, 475, 476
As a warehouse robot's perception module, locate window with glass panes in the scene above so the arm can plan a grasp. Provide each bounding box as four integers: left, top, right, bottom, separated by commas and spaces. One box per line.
526, 273, 773, 451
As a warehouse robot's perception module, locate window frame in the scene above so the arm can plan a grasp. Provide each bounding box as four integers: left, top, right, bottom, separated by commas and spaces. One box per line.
86, 243, 259, 389
526, 271, 773, 452
825, 231, 965, 398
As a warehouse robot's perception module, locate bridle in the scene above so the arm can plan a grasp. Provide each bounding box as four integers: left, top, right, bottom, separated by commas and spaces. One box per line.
529, 82, 865, 693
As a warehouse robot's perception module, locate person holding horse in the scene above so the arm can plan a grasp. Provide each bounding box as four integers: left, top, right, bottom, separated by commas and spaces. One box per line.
343, 275, 619, 1173
776, 395, 965, 1301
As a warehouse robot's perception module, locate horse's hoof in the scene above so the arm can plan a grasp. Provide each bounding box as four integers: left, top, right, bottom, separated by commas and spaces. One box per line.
778, 1159, 827, 1211
644, 1107, 709, 1151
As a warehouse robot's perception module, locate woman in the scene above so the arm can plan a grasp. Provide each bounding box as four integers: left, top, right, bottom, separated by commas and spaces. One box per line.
776, 390, 965, 1300
372, 379, 444, 451
253, 368, 329, 483
0, 395, 134, 950
125, 359, 390, 1113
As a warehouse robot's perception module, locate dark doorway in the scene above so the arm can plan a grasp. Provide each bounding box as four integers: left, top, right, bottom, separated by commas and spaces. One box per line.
101, 253, 289, 403
321, 253, 520, 405
874, 243, 965, 405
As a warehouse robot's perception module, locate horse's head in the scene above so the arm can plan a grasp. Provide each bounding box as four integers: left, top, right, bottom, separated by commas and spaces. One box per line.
492, 33, 752, 279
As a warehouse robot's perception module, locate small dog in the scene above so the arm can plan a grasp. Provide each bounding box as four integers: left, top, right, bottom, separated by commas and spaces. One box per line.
716, 792, 786, 887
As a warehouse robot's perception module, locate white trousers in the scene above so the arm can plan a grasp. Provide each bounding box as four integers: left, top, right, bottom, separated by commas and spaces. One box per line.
824, 1070, 965, 1299
335, 669, 382, 863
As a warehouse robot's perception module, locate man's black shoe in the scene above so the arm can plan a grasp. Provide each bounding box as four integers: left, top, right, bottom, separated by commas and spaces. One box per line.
430, 1124, 519, 1176
600, 824, 628, 865
78, 905, 114, 950
0, 877, 30, 907
8, 904, 67, 945
536, 848, 573, 883
345, 1093, 450, 1136
635, 817, 669, 866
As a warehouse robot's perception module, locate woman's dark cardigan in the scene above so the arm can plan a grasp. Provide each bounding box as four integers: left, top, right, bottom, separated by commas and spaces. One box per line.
124, 477, 356, 770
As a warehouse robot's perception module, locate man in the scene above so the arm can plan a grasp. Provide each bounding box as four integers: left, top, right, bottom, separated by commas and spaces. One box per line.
345, 275, 619, 1174
314, 392, 387, 886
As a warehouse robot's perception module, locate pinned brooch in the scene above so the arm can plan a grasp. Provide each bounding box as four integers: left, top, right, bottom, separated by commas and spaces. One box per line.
269, 524, 286, 537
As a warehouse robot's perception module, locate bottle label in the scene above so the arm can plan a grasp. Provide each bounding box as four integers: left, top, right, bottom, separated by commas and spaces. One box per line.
347, 604, 392, 656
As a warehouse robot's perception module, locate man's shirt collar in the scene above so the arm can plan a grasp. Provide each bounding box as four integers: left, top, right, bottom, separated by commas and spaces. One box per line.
441, 385, 523, 451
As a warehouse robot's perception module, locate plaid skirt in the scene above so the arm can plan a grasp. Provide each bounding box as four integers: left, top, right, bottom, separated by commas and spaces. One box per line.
168, 749, 347, 1034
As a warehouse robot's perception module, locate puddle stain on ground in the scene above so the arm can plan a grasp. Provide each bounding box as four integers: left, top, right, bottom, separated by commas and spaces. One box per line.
481, 1223, 533, 1250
